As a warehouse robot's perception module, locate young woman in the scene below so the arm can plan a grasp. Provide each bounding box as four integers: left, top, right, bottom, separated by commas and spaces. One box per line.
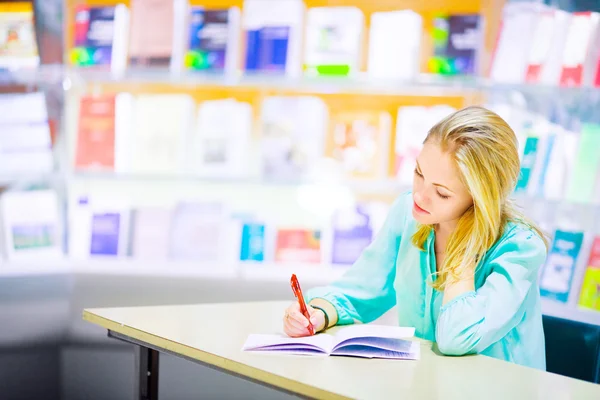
282, 106, 548, 370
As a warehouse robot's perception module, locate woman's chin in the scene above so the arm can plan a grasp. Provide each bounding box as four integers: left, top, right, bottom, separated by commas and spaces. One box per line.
412, 209, 433, 224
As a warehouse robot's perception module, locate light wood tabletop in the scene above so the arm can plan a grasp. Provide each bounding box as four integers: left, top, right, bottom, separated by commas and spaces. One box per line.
83, 300, 600, 400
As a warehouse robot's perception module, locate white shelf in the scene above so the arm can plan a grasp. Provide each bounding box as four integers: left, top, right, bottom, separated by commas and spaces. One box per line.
65, 68, 600, 96
0, 64, 64, 86
240, 263, 348, 285
0, 259, 70, 277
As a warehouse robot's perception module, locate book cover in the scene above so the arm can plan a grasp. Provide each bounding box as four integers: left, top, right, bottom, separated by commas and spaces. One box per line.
128, 0, 174, 67
515, 131, 539, 194
578, 236, 600, 311
0, 1, 39, 69
90, 212, 122, 256
260, 96, 328, 180
540, 229, 585, 303
326, 110, 391, 179
131, 207, 171, 259
490, 3, 544, 83
75, 95, 116, 171
185, 7, 240, 72
367, 10, 422, 80
428, 14, 483, 75
303, 7, 364, 76
168, 201, 226, 261
566, 123, 600, 203
239, 222, 266, 262
0, 190, 62, 260
275, 229, 321, 264
559, 12, 600, 87
131, 94, 195, 175
70, 4, 129, 72
331, 205, 373, 265
190, 98, 252, 177
243, 0, 303, 76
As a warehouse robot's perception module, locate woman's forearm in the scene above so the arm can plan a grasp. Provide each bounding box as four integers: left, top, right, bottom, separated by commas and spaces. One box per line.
442, 275, 475, 306
309, 298, 338, 331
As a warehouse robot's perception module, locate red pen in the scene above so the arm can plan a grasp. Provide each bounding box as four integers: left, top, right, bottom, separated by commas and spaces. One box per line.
290, 274, 315, 336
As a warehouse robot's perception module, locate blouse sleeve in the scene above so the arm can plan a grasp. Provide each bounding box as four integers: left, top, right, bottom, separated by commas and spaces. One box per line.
435, 227, 547, 355
305, 193, 410, 325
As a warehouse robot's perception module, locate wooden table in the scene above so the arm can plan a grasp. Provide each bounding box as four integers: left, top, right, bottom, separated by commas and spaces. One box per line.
83, 301, 600, 400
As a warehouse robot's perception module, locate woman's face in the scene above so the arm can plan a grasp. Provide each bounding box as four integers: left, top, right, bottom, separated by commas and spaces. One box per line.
412, 141, 474, 226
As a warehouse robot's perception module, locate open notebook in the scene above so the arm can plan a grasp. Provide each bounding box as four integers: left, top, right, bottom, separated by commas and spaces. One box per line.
242, 324, 420, 360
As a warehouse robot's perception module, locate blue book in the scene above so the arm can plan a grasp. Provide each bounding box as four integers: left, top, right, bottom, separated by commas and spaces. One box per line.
245, 27, 290, 72
331, 205, 373, 265
90, 212, 122, 256
540, 230, 585, 303
240, 222, 266, 262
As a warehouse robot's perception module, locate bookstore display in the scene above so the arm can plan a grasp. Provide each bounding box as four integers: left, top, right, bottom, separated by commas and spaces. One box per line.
0, 0, 599, 326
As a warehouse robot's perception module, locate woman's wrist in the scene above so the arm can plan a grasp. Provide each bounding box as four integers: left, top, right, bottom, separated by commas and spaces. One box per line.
309, 298, 338, 329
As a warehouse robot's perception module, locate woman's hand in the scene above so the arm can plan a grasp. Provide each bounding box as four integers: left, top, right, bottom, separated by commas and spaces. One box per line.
283, 302, 326, 337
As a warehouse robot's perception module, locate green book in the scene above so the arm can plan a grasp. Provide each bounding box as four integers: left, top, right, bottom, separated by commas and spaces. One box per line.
566, 123, 600, 203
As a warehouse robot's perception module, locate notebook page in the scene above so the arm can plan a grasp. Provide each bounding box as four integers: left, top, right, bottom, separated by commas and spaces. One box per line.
332, 324, 415, 346
332, 341, 421, 360
242, 333, 335, 353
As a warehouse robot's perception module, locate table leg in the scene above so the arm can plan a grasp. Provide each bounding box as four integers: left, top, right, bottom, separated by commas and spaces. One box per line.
134, 345, 159, 400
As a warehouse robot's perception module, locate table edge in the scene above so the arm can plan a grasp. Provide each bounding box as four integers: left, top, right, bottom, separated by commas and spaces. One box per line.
82, 309, 350, 400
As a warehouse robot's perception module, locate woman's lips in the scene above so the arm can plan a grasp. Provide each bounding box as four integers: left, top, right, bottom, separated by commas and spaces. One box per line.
413, 201, 430, 215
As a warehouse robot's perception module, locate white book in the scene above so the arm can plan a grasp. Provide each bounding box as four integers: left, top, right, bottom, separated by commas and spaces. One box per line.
0, 190, 62, 261
537, 10, 572, 85
303, 6, 364, 76
368, 10, 422, 80
190, 98, 252, 177
0, 92, 48, 124
130, 94, 195, 175
168, 201, 229, 262
0, 2, 40, 69
131, 207, 172, 259
490, 3, 547, 83
559, 12, 600, 86
260, 95, 329, 180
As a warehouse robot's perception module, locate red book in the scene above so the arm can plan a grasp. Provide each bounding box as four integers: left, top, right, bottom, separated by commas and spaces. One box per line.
75, 95, 116, 170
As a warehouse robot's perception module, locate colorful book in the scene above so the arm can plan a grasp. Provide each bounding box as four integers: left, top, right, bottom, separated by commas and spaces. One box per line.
326, 110, 391, 179
275, 229, 321, 264
428, 14, 483, 75
303, 6, 364, 77
70, 4, 129, 73
75, 95, 117, 171
540, 230, 585, 303
0, 190, 62, 260
578, 237, 600, 311
243, 0, 304, 76
0, 1, 39, 69
331, 205, 373, 265
185, 7, 240, 73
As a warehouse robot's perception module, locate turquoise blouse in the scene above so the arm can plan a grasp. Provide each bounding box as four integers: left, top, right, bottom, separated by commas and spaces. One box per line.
306, 191, 548, 370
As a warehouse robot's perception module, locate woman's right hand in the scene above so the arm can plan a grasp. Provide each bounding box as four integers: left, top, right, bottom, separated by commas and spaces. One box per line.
283, 302, 325, 337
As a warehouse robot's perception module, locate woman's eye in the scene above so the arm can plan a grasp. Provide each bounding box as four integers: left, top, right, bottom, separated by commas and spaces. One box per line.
437, 192, 450, 200
414, 169, 423, 177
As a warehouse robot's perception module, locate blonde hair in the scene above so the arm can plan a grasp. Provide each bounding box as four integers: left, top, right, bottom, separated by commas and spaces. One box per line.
412, 106, 548, 290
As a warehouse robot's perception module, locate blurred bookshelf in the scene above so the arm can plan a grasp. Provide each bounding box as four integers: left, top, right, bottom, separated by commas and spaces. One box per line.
0, 0, 599, 328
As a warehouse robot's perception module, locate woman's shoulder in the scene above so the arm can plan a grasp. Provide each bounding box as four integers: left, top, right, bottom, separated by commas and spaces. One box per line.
387, 190, 414, 223
486, 220, 548, 266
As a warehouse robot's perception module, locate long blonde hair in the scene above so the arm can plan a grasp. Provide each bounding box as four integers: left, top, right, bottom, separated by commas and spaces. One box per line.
412, 106, 548, 290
